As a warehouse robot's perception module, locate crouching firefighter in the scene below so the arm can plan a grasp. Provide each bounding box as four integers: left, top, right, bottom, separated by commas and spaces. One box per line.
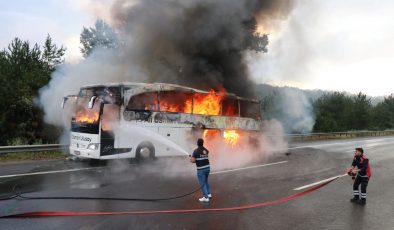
347, 147, 372, 205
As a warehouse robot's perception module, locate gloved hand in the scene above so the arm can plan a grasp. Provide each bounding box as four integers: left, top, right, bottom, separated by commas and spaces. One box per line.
347, 168, 353, 176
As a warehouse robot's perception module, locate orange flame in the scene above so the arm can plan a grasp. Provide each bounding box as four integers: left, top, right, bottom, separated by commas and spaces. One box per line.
75, 110, 99, 123
192, 89, 224, 115
158, 89, 225, 115
160, 101, 191, 113
202, 129, 241, 147
203, 129, 220, 139
223, 130, 240, 146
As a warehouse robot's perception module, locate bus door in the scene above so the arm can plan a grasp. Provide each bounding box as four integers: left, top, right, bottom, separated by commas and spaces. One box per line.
100, 103, 120, 157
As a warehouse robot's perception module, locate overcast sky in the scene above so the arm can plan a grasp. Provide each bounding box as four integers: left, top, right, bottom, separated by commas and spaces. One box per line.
1, 0, 394, 97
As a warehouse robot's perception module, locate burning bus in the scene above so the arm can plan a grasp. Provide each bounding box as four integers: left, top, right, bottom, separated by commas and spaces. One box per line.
62, 82, 262, 161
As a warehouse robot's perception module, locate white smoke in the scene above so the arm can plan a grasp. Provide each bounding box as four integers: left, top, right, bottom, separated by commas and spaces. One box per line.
39, 48, 147, 127
206, 119, 288, 171
279, 88, 315, 133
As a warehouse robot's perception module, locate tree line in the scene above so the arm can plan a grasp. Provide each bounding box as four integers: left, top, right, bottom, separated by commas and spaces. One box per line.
1, 20, 394, 145
0, 35, 65, 145
261, 89, 394, 133
0, 20, 113, 145
313, 92, 394, 132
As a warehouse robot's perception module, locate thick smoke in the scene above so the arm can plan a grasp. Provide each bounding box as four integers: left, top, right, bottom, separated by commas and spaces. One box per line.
207, 119, 288, 170
110, 0, 295, 97
39, 0, 295, 127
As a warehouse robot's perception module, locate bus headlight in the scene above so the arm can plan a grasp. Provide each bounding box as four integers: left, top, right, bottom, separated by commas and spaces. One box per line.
87, 143, 99, 150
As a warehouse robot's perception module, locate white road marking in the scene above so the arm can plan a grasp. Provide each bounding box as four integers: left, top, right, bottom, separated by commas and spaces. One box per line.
293, 173, 348, 191
0, 167, 101, 179
211, 161, 288, 175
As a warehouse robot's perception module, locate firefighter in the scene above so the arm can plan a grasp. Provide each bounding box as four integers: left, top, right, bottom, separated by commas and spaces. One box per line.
347, 147, 371, 205
190, 138, 211, 202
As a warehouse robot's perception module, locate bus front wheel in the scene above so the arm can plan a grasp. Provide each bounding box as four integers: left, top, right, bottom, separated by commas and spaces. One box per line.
135, 142, 155, 162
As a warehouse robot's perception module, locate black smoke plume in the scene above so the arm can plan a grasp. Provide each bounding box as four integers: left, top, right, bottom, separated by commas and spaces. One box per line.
110, 0, 295, 97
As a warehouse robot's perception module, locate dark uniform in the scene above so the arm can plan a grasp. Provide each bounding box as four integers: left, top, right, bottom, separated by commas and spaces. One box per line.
349, 149, 371, 205
192, 138, 211, 201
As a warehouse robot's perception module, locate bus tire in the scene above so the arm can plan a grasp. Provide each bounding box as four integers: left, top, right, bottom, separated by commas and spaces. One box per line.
135, 142, 155, 162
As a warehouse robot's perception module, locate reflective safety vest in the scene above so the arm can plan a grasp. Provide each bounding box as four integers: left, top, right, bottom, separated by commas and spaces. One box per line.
192, 146, 210, 170
352, 155, 372, 178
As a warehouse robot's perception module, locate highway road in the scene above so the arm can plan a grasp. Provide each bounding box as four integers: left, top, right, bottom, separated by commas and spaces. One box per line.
1, 136, 394, 230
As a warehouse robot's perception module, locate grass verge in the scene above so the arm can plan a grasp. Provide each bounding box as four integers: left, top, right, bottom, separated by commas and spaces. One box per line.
0, 151, 65, 163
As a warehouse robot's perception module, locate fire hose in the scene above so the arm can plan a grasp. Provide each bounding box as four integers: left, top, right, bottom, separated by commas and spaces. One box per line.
0, 183, 202, 202
1, 175, 343, 218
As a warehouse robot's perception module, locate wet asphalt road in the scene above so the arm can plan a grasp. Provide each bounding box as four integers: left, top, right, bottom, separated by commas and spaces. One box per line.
1, 136, 394, 230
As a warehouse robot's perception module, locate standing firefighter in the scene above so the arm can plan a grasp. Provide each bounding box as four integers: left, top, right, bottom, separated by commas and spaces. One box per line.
190, 138, 211, 202
347, 147, 371, 205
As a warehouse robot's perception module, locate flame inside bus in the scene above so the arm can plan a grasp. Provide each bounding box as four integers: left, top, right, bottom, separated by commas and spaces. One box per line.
190, 89, 224, 115
159, 89, 225, 115
75, 110, 99, 123
74, 88, 227, 124
203, 129, 241, 147
223, 130, 240, 146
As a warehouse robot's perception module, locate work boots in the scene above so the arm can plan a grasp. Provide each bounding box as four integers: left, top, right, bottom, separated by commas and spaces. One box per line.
350, 196, 366, 205
350, 196, 359, 203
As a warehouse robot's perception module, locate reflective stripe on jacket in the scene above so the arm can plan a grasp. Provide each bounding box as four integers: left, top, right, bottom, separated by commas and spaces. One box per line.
192, 146, 210, 170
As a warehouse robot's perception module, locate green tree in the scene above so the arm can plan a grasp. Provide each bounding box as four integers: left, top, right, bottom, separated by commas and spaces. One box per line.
42, 34, 66, 73
313, 92, 354, 132
80, 19, 119, 57
371, 94, 394, 130
0, 36, 65, 145
350, 92, 372, 130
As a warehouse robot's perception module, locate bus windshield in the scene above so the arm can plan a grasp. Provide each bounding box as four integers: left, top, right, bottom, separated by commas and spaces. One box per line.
70, 86, 121, 134
79, 86, 121, 105
71, 97, 101, 134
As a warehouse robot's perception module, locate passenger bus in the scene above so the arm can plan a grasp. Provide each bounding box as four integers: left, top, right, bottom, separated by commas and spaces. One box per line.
62, 82, 262, 161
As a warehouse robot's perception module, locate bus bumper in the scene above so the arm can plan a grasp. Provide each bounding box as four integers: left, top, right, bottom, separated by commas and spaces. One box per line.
69, 147, 100, 159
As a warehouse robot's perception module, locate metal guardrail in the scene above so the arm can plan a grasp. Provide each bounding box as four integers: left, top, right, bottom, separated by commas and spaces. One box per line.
0, 144, 68, 155
288, 130, 394, 142
1, 130, 394, 155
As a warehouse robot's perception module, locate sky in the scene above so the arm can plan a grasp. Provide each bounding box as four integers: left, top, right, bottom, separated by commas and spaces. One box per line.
1, 0, 394, 97
0, 0, 113, 63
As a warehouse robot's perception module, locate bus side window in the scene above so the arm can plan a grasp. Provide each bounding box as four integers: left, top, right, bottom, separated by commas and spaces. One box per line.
159, 91, 193, 113
222, 98, 239, 116
127, 92, 158, 111
240, 100, 261, 119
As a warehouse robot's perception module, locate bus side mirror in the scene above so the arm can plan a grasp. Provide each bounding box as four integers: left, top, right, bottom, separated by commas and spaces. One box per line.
88, 96, 97, 109
61, 97, 68, 108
